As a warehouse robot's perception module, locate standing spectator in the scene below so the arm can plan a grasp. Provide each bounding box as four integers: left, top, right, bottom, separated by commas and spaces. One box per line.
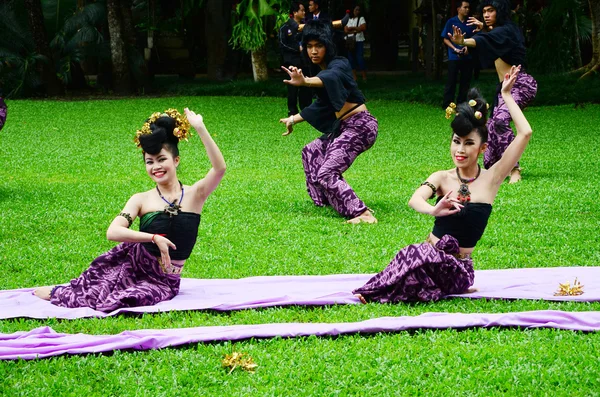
279, 2, 312, 116
344, 5, 367, 82
441, 1, 475, 109
307, 0, 329, 21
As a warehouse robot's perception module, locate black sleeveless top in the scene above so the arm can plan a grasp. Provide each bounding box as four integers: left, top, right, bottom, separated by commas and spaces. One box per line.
431, 197, 492, 248
139, 211, 201, 260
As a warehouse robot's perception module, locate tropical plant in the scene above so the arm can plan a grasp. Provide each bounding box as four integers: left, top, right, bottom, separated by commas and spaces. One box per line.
229, 0, 288, 81
50, 1, 109, 86
528, 0, 592, 74
0, 3, 45, 97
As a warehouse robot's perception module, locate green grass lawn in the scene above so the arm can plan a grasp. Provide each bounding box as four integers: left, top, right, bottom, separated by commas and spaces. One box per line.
1, 97, 599, 395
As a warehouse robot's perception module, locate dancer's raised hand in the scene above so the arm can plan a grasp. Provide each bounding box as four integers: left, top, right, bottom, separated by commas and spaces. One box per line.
282, 65, 306, 86
279, 116, 294, 136
184, 108, 205, 131
467, 17, 483, 32
448, 25, 466, 46
431, 190, 463, 217
501, 65, 521, 95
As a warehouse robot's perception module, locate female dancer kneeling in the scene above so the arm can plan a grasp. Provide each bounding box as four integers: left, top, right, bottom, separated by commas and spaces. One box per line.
279, 19, 378, 224
354, 66, 530, 303
34, 108, 226, 312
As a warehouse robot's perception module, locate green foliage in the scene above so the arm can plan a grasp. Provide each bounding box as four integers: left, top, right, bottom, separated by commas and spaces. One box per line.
50, 2, 109, 85
230, 0, 288, 51
0, 3, 45, 97
528, 0, 592, 73
0, 98, 600, 394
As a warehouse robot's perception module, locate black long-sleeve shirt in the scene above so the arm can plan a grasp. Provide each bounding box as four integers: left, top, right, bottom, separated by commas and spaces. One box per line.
279, 18, 302, 65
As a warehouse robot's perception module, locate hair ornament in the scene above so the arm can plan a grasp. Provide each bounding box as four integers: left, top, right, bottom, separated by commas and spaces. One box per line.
445, 102, 457, 119
474, 111, 482, 119
486, 103, 490, 109
468, 99, 477, 107
134, 108, 191, 148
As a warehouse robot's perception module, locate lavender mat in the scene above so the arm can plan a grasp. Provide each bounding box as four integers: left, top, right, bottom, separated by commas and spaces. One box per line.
2, 310, 600, 360
1, 267, 597, 320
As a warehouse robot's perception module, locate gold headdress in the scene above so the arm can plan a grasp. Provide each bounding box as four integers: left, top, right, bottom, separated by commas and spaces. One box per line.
445, 102, 456, 119
134, 108, 191, 148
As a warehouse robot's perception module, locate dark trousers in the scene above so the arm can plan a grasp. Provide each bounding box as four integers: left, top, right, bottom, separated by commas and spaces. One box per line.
442, 59, 474, 108
287, 84, 313, 116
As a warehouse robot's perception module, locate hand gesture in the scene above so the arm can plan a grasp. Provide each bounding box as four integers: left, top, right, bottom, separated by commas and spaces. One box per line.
431, 191, 463, 217
501, 65, 521, 96
448, 25, 465, 46
282, 65, 306, 86
184, 108, 205, 131
279, 116, 294, 136
467, 17, 484, 32
153, 235, 177, 268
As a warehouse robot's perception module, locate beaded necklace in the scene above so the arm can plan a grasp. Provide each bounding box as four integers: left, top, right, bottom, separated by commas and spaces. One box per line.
156, 181, 184, 216
456, 164, 481, 203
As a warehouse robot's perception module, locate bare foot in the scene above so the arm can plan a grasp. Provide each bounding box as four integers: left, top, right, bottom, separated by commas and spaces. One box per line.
33, 286, 53, 301
346, 209, 377, 224
508, 168, 521, 184
355, 294, 367, 304
466, 287, 479, 293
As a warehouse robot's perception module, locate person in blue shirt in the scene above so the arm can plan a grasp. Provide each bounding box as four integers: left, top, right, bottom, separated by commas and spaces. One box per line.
441, 1, 475, 109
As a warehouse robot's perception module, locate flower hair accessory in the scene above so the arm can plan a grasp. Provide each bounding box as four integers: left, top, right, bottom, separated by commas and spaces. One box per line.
468, 99, 477, 107
474, 111, 482, 119
445, 102, 457, 119
134, 108, 191, 148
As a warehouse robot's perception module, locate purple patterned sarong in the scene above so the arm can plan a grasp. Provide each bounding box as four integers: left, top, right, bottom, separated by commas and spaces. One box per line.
301, 111, 378, 218
51, 243, 182, 312
484, 72, 537, 169
0, 97, 7, 132
353, 235, 474, 303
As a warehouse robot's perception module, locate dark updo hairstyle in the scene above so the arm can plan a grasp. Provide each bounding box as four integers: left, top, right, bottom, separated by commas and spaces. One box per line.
479, 0, 511, 27
450, 88, 488, 143
301, 19, 337, 65
139, 116, 180, 157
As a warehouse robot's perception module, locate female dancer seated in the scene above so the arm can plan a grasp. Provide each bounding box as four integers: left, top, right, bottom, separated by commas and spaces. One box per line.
279, 19, 378, 224
449, 0, 537, 183
34, 108, 226, 312
354, 66, 531, 303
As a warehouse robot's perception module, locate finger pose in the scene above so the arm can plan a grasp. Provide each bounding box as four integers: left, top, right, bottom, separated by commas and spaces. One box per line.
354, 67, 532, 303
449, 0, 537, 183
34, 108, 226, 312
278, 19, 378, 224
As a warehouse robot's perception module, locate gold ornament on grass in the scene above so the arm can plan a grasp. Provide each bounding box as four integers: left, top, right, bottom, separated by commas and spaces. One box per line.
134, 108, 191, 148
445, 102, 457, 119
554, 278, 584, 296
222, 352, 258, 374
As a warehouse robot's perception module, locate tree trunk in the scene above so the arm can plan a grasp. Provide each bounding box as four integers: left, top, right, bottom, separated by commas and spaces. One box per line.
205, 0, 230, 80
578, 0, 600, 78
23, 0, 64, 96
106, 0, 132, 94
251, 47, 269, 82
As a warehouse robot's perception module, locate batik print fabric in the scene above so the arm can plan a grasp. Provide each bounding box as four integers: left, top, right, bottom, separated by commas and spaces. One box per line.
484, 73, 537, 169
0, 97, 7, 132
353, 235, 474, 303
51, 242, 182, 312
301, 111, 378, 218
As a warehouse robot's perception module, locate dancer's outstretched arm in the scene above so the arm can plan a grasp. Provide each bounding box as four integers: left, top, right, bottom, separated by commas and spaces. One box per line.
488, 65, 532, 186
185, 108, 226, 200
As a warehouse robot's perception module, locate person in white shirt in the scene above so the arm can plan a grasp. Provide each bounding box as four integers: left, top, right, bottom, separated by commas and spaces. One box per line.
344, 5, 367, 81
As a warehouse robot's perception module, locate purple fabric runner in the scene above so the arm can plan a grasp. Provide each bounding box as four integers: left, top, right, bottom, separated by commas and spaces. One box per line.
1, 267, 598, 320
2, 310, 600, 360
